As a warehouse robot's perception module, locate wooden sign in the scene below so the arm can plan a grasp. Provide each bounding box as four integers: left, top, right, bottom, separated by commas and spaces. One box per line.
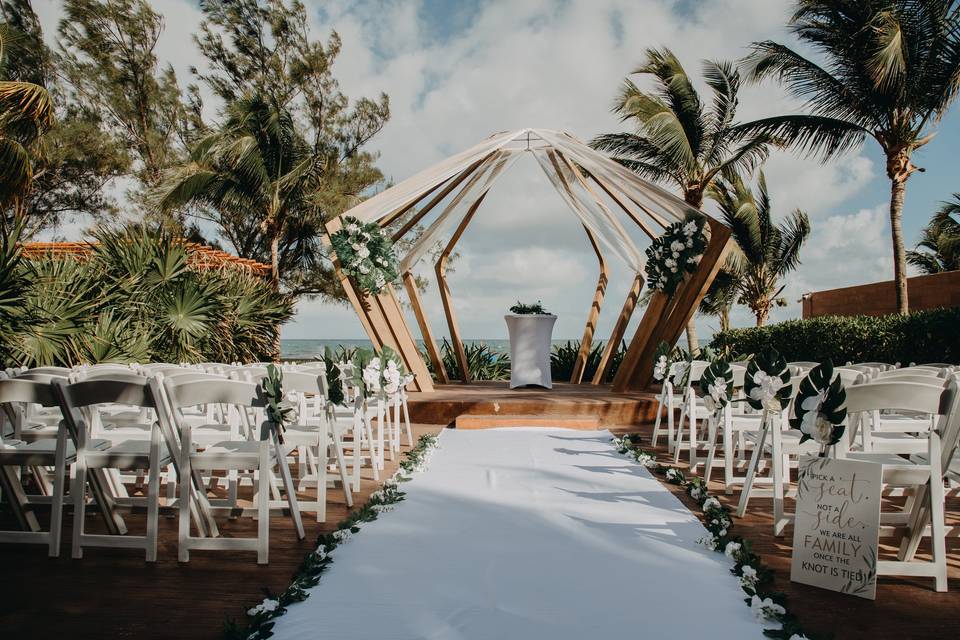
790, 456, 882, 599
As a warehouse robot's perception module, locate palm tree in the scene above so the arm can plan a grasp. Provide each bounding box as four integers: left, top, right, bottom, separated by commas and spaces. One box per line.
739, 0, 960, 314
155, 94, 325, 292
907, 193, 960, 273
591, 48, 774, 354
698, 266, 739, 332
708, 171, 811, 326
0, 23, 55, 221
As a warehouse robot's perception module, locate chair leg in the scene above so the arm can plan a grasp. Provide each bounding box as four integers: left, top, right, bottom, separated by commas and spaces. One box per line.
365, 413, 380, 481
317, 428, 328, 523
737, 412, 770, 518
71, 453, 88, 560
651, 393, 665, 447
332, 425, 352, 508
703, 414, 718, 484
402, 397, 413, 447
772, 428, 786, 537
672, 399, 688, 465
48, 429, 68, 557
178, 437, 192, 563
257, 451, 270, 565
146, 428, 161, 562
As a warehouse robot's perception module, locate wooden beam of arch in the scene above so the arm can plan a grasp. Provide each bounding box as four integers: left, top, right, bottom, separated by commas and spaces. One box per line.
389, 153, 494, 242
570, 225, 607, 384
434, 191, 490, 383
592, 272, 643, 385
612, 218, 732, 391
403, 270, 448, 384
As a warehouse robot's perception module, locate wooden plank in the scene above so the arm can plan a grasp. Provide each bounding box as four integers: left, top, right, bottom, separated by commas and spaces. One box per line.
612, 290, 671, 392
592, 272, 643, 385
571, 226, 607, 384
617, 219, 732, 391
389, 154, 493, 242
376, 285, 435, 392
588, 171, 659, 239
434, 192, 489, 383
456, 414, 602, 430
403, 271, 448, 384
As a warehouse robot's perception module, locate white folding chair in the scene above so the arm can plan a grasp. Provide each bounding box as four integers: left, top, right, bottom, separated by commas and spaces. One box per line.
163, 377, 304, 564
672, 361, 710, 470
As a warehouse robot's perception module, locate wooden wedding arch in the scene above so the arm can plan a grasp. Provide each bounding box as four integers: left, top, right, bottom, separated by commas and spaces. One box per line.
325, 128, 731, 393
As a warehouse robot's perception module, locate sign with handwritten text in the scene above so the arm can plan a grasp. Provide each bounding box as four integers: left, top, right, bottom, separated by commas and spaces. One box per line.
790, 456, 882, 600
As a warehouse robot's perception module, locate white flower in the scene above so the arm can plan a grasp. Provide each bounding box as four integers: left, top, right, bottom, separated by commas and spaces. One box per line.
636, 451, 656, 467
697, 533, 719, 550
703, 496, 722, 512
247, 598, 279, 616
683, 220, 698, 236
358, 263, 370, 275
346, 223, 360, 233
724, 541, 742, 559
357, 245, 370, 259
666, 468, 682, 481
332, 528, 353, 542
740, 565, 759, 590
664, 257, 677, 269
653, 355, 668, 381
351, 243, 361, 251
670, 240, 685, 253
749, 371, 783, 411
750, 595, 785, 621
789, 635, 810, 640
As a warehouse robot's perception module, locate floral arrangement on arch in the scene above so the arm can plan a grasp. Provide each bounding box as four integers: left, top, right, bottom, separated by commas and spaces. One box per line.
644, 212, 708, 296
790, 360, 847, 448
330, 215, 400, 295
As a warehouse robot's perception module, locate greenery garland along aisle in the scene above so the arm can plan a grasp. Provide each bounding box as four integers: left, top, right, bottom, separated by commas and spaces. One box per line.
610, 434, 822, 640
224, 433, 441, 640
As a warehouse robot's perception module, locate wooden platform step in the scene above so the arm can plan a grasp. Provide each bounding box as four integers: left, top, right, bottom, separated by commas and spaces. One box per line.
454, 414, 603, 430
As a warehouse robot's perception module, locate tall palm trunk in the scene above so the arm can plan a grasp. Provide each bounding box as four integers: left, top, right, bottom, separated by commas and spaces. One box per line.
889, 176, 909, 315
685, 320, 700, 357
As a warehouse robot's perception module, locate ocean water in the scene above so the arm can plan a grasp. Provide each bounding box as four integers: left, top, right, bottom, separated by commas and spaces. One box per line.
280, 338, 585, 360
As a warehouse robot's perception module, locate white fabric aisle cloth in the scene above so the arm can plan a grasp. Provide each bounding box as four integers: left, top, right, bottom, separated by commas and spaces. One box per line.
272, 428, 764, 639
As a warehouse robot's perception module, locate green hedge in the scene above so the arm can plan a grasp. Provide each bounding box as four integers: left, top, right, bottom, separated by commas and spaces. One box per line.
709, 307, 960, 365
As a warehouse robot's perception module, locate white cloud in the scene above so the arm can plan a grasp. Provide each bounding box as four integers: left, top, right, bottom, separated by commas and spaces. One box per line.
33, 0, 898, 342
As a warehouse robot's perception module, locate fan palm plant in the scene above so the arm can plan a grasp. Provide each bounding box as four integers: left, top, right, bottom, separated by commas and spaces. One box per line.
591, 48, 775, 353
154, 94, 324, 291
739, 0, 960, 314
907, 193, 960, 273
0, 23, 55, 219
708, 171, 811, 326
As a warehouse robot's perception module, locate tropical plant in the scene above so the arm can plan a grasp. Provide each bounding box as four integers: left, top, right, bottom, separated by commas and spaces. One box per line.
698, 265, 739, 332
190, 0, 389, 299
1, 0, 127, 236
424, 339, 511, 381
708, 171, 810, 326
155, 95, 322, 294
549, 339, 627, 383
0, 19, 54, 219
591, 48, 775, 353
739, 0, 960, 314
0, 222, 292, 367
907, 193, 960, 273
509, 300, 548, 314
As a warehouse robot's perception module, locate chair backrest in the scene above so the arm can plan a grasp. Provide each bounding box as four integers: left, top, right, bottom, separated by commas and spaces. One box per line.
0, 378, 58, 406
870, 373, 950, 387
18, 366, 71, 377
935, 375, 960, 471
844, 381, 946, 416
730, 364, 747, 387
162, 378, 265, 411
687, 361, 709, 384
834, 367, 866, 386
51, 377, 158, 443
788, 361, 819, 369
279, 371, 324, 396
876, 366, 944, 378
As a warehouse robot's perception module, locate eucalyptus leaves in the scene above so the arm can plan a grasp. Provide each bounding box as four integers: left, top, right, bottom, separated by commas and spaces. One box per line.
330, 216, 400, 295
644, 213, 708, 296
263, 364, 296, 443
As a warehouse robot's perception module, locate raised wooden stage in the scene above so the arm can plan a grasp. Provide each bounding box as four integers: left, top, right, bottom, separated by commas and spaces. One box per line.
406, 382, 660, 428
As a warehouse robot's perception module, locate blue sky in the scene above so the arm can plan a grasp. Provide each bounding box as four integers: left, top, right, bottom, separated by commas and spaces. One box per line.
33, 0, 960, 340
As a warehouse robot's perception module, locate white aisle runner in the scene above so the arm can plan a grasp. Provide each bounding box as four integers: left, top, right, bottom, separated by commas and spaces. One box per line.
273, 429, 763, 639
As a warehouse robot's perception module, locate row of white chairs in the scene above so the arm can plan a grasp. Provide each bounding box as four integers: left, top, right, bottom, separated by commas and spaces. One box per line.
0, 360, 414, 564
650, 359, 960, 592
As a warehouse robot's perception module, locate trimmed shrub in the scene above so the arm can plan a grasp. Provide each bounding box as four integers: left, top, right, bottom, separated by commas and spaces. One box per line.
709, 307, 960, 365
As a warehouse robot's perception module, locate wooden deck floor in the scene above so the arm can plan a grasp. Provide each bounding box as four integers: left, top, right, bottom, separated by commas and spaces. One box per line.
0, 424, 443, 640
611, 422, 960, 640
2, 412, 959, 639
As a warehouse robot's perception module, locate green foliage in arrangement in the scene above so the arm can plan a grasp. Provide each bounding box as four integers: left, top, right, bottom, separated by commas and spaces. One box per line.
509, 300, 549, 315
0, 223, 292, 368
711, 308, 960, 365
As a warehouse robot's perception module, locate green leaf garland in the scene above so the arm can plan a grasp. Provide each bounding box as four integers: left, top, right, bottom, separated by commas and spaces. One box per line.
331, 216, 400, 295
